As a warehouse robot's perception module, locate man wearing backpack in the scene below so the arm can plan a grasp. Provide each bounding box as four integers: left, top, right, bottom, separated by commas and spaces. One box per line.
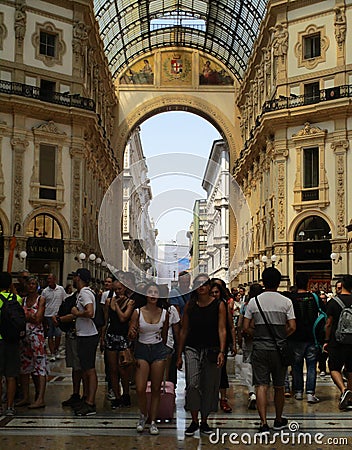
0, 272, 23, 416
324, 274, 352, 410
286, 272, 326, 404
70, 268, 99, 416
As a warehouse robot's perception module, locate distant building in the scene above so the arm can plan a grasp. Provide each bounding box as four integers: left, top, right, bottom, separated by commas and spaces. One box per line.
189, 199, 207, 276
156, 241, 190, 287
201, 140, 229, 282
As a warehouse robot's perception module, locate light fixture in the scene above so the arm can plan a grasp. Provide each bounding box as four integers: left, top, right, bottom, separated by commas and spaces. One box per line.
19, 250, 27, 260
96, 257, 102, 265
101, 261, 107, 268
330, 252, 342, 263
271, 254, 277, 263
248, 261, 254, 268
261, 255, 268, 263
89, 253, 96, 261
254, 259, 260, 266
79, 252, 86, 261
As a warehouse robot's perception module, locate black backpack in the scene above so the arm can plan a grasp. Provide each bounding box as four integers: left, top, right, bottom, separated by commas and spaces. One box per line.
57, 292, 77, 332
0, 293, 26, 342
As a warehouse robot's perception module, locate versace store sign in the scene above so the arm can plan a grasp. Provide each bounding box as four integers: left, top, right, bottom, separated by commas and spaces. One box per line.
26, 238, 64, 260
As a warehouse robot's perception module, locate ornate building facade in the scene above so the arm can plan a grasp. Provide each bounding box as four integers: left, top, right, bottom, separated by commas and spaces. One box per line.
0, 0, 118, 284
200, 140, 230, 282
231, 0, 352, 290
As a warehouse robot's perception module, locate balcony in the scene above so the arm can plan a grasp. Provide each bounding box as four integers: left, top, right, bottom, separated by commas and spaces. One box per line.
263, 85, 351, 113
0, 80, 95, 111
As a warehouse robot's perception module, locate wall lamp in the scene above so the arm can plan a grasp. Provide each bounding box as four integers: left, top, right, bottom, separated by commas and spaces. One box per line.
75, 252, 86, 263
330, 252, 342, 263
16, 250, 27, 262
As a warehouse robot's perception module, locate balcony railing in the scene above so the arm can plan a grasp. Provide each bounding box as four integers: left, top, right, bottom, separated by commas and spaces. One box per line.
0, 80, 95, 111
263, 84, 352, 113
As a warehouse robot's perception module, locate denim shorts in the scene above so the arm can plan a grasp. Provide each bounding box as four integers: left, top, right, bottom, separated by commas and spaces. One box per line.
46, 317, 62, 338
134, 341, 168, 364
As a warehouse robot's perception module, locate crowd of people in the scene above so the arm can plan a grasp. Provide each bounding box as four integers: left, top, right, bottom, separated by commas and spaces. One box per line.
0, 266, 352, 437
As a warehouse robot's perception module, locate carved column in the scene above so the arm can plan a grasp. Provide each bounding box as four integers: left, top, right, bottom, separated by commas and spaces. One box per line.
0, 122, 6, 203
14, 0, 26, 66
11, 137, 28, 227
273, 140, 289, 241
332, 140, 349, 236
70, 145, 85, 240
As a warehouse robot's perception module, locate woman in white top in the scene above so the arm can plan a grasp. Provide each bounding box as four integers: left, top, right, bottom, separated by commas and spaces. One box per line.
128, 282, 169, 435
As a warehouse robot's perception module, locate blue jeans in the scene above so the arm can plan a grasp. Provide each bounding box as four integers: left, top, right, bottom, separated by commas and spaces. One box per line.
291, 341, 318, 394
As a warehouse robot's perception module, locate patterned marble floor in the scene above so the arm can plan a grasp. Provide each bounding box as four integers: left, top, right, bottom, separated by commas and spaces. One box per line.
1, 350, 352, 449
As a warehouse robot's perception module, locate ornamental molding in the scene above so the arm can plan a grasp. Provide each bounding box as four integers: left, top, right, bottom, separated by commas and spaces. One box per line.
295, 24, 329, 70
270, 22, 288, 59
32, 120, 67, 137
32, 21, 66, 67
293, 122, 326, 139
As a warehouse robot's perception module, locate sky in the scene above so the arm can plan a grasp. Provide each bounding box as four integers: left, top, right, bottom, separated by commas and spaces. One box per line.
139, 111, 221, 243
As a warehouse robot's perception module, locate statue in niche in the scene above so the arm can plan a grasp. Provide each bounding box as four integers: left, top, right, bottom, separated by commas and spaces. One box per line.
14, 0, 26, 40
334, 7, 346, 47
271, 23, 288, 58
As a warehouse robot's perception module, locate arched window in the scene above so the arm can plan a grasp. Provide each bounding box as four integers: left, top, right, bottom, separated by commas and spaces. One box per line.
26, 214, 62, 239
294, 216, 331, 241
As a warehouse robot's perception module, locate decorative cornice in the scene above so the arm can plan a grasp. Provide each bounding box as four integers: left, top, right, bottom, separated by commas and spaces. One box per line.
32, 120, 67, 136
293, 122, 326, 138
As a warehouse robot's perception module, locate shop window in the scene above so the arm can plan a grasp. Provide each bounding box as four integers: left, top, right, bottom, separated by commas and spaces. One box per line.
27, 213, 62, 239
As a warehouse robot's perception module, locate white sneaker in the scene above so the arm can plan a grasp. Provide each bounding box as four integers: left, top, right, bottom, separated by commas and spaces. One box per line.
307, 394, 320, 404
319, 371, 326, 377
136, 414, 146, 432
49, 355, 56, 362
149, 421, 159, 435
248, 393, 256, 409
294, 392, 303, 400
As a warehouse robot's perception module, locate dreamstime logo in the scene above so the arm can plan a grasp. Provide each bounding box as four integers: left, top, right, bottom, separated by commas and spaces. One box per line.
209, 422, 348, 446
98, 152, 252, 295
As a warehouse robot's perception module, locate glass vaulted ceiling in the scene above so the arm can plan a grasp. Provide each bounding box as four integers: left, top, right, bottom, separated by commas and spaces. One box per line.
93, 0, 269, 80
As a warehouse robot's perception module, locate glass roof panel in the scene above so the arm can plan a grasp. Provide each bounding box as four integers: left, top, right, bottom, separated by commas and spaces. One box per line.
93, 0, 269, 80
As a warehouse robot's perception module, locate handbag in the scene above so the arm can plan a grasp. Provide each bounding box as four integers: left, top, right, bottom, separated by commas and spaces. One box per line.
118, 347, 135, 367
255, 296, 294, 367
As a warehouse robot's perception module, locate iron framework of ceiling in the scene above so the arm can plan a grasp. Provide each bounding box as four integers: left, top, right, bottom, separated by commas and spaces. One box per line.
93, 0, 269, 80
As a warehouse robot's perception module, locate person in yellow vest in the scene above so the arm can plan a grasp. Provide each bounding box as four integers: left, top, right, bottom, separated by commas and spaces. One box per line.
0, 271, 23, 416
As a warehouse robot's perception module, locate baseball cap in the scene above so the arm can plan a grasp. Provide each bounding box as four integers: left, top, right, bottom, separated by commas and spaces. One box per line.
74, 268, 91, 283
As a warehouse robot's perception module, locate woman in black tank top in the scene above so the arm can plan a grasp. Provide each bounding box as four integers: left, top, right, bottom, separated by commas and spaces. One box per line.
103, 280, 135, 409
176, 274, 227, 436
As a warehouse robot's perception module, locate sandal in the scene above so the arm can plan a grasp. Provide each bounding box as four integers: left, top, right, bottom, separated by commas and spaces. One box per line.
220, 399, 232, 413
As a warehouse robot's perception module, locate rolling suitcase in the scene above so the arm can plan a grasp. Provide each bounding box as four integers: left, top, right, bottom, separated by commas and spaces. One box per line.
146, 379, 175, 421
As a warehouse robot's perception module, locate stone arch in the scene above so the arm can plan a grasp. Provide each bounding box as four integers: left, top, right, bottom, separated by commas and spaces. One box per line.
23, 207, 70, 240
288, 210, 334, 242
114, 94, 239, 168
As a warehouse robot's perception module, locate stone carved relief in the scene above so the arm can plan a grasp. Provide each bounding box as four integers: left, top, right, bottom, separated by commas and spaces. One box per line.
73, 21, 89, 58
271, 22, 288, 59
0, 12, 7, 50
14, 0, 26, 41
334, 6, 346, 48
11, 138, 28, 225
72, 158, 81, 239
33, 120, 66, 136
277, 162, 286, 239
293, 122, 324, 137
332, 140, 349, 236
